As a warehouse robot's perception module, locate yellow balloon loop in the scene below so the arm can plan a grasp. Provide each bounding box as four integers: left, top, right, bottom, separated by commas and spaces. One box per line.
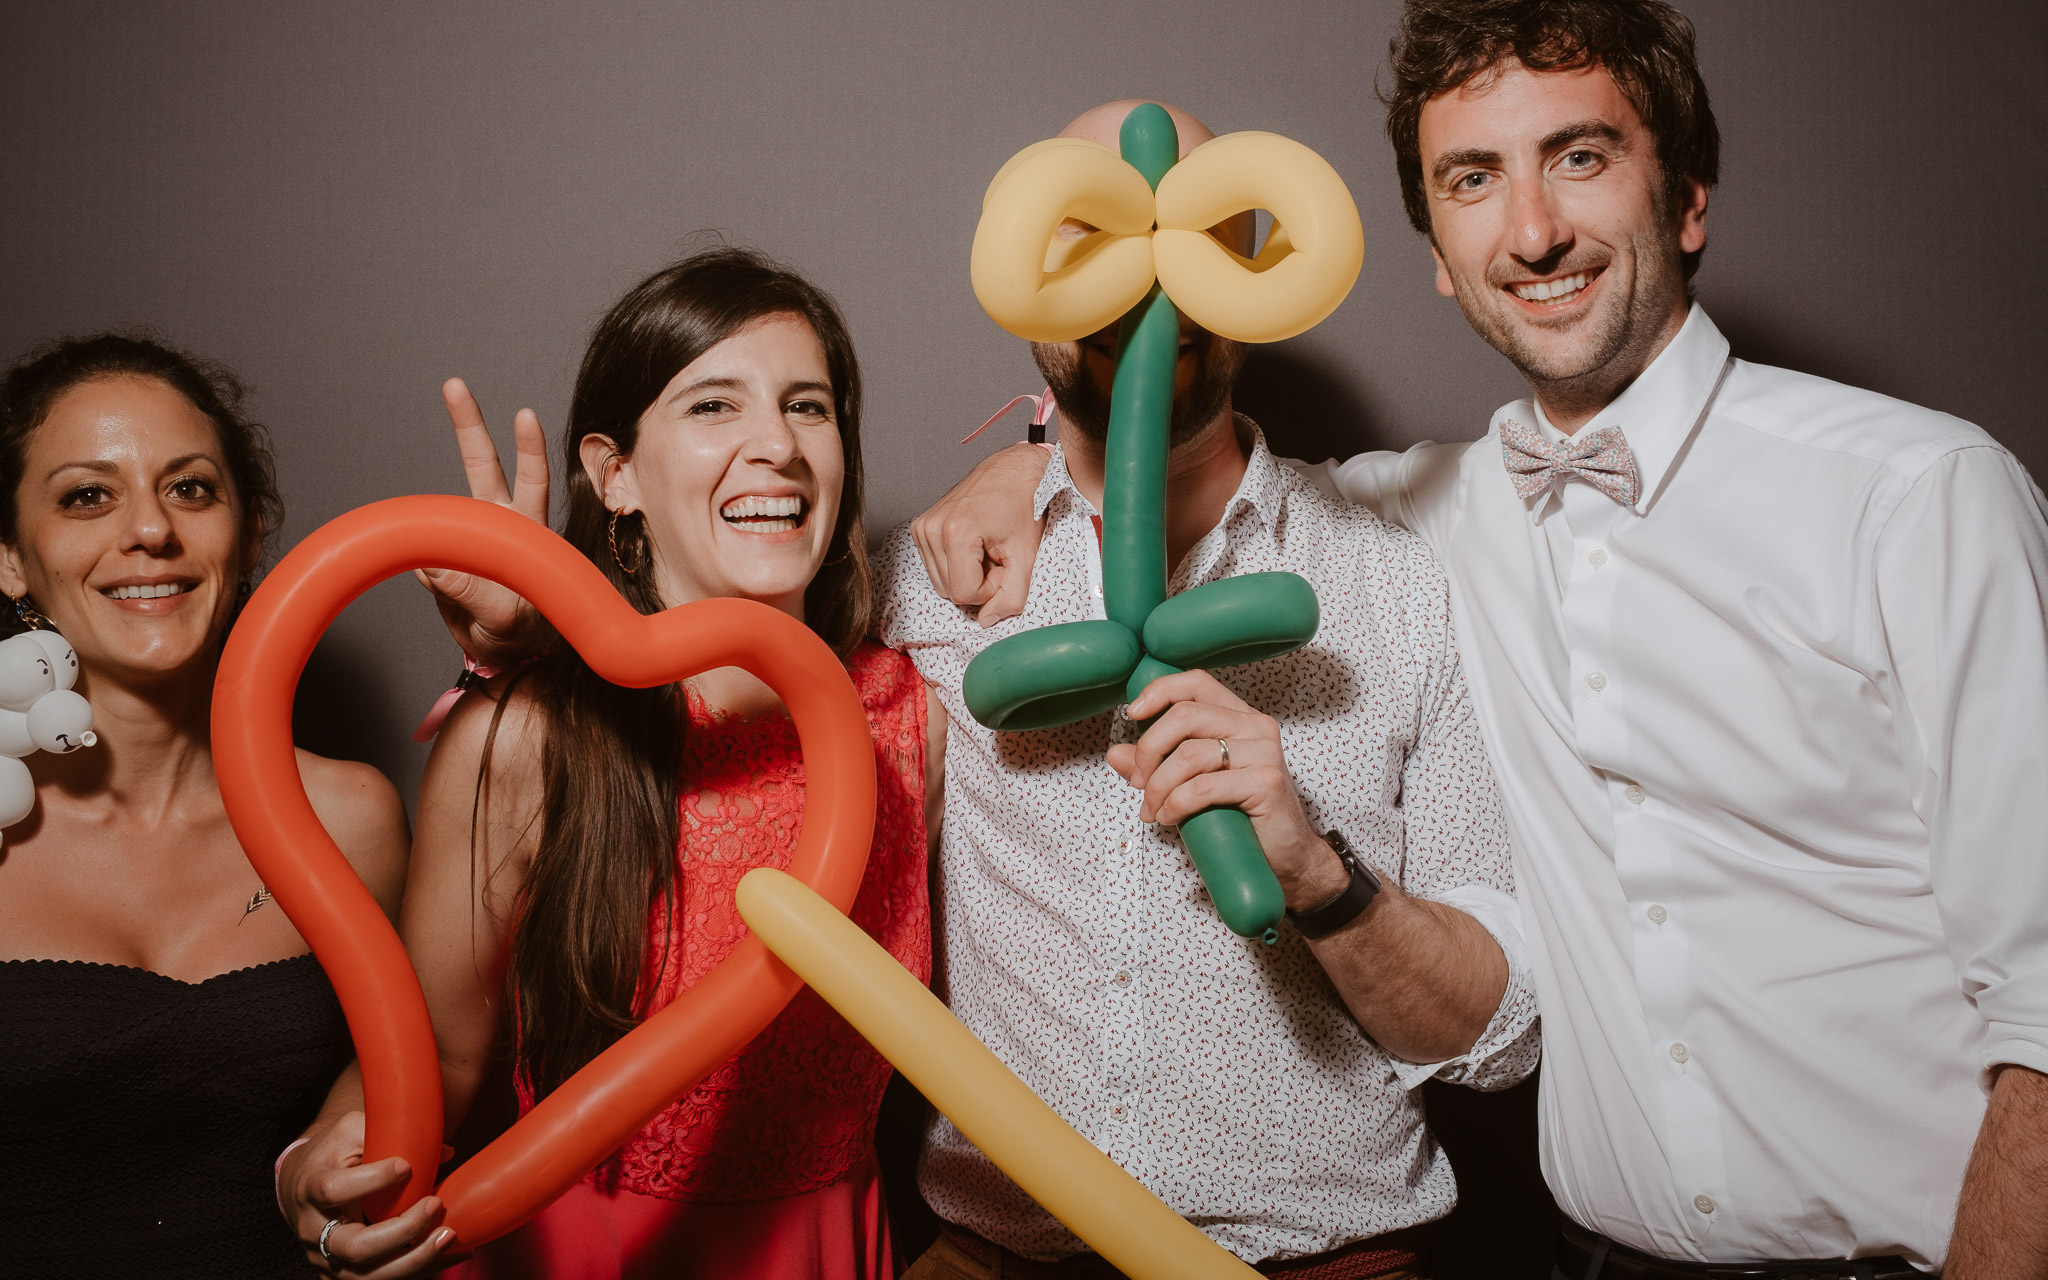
970, 138, 1158, 343
1154, 131, 1365, 343
969, 131, 1364, 346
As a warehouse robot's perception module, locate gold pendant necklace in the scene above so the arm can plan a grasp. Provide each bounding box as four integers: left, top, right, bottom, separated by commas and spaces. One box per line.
239, 887, 273, 924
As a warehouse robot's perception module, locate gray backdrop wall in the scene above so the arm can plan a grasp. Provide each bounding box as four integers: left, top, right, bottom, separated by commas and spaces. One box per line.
4, 0, 2044, 804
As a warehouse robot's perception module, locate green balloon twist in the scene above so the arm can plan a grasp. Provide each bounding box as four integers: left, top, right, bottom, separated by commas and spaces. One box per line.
962, 105, 1321, 944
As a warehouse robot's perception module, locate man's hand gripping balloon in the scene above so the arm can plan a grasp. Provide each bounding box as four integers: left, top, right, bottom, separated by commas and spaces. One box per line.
962, 104, 1363, 942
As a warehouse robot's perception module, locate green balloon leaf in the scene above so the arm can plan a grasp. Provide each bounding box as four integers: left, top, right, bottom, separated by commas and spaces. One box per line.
964, 621, 1142, 732
1141, 573, 1320, 670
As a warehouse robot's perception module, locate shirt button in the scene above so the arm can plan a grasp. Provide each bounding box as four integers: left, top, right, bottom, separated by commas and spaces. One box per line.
1647, 904, 1668, 925
1669, 1042, 1690, 1064
1588, 548, 1609, 567
1625, 784, 1646, 805
1694, 1194, 1716, 1215
1093, 582, 1104, 597
1110, 1105, 1127, 1120
1587, 672, 1608, 692
1112, 970, 1133, 988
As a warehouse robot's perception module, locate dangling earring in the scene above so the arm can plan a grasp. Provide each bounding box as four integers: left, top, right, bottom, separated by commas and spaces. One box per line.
608, 508, 645, 575
12, 596, 49, 630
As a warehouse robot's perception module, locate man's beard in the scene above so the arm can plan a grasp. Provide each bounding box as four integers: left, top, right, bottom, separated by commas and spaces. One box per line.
1031, 330, 1245, 448
1448, 212, 1686, 393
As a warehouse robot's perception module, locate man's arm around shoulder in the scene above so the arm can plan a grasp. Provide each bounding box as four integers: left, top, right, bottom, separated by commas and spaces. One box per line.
1287, 438, 1471, 550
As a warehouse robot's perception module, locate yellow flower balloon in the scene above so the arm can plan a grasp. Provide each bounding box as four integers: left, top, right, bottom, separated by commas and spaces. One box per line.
970, 131, 1364, 344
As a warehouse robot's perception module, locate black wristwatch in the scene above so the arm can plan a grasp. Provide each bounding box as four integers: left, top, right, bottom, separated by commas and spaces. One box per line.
1285, 829, 1381, 940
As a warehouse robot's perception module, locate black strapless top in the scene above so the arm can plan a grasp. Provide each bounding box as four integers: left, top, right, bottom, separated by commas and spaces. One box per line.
0, 953, 352, 1279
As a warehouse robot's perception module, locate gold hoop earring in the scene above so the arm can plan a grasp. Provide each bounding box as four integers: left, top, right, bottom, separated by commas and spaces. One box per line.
608, 508, 645, 576
11, 596, 49, 630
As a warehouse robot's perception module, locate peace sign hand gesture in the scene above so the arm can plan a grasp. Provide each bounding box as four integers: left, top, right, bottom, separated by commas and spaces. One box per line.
415, 378, 551, 666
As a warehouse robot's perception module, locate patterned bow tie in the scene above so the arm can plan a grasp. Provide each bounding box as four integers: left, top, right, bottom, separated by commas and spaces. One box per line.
1498, 419, 1642, 507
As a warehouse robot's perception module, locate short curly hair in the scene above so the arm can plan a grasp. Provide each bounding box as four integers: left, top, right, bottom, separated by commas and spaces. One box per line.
0, 332, 283, 551
1383, 0, 1720, 277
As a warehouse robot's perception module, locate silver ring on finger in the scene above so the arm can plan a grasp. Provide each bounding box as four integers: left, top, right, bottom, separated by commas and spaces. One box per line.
1217, 737, 1231, 770
318, 1217, 344, 1269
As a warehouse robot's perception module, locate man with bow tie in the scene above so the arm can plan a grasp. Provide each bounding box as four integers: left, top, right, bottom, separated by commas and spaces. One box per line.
913, 2, 2048, 1277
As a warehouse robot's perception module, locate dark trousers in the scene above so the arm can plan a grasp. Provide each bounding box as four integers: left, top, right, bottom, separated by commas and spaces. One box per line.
878, 1072, 1562, 1280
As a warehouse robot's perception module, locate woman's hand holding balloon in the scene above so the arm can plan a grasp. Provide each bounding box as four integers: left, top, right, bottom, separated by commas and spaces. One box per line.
414, 378, 550, 665
1107, 669, 1348, 910
278, 1109, 454, 1279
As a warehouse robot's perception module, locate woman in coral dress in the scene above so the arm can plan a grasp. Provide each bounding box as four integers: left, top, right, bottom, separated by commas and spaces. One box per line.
459, 641, 930, 1280
277, 247, 943, 1279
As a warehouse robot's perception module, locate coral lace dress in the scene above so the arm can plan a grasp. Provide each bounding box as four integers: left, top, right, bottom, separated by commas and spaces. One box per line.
462, 644, 930, 1280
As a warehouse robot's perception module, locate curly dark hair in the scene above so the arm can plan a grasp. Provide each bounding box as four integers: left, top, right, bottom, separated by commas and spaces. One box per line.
0, 332, 284, 553
1383, 0, 1721, 277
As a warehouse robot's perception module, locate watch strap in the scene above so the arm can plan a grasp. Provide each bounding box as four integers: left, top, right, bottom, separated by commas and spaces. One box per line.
1286, 829, 1380, 940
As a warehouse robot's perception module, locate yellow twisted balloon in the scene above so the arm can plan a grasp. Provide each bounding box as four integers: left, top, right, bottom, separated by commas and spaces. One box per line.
738, 870, 1261, 1279
969, 131, 1364, 344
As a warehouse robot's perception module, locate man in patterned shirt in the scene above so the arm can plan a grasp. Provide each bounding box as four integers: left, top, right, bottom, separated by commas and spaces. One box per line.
886, 100, 1538, 1280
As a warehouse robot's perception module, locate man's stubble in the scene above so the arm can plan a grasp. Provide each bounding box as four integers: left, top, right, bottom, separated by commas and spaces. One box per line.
1447, 210, 1689, 407
1031, 330, 1246, 449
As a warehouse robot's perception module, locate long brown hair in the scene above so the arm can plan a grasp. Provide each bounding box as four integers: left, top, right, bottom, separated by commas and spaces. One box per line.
504, 247, 870, 1099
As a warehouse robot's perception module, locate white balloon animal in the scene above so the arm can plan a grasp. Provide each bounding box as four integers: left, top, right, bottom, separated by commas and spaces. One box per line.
0, 629, 94, 836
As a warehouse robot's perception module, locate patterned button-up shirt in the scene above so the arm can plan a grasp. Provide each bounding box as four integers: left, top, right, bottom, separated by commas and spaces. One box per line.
878, 421, 1539, 1264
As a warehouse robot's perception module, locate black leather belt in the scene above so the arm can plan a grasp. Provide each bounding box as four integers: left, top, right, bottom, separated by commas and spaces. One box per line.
939, 1222, 1426, 1279
1558, 1219, 1924, 1280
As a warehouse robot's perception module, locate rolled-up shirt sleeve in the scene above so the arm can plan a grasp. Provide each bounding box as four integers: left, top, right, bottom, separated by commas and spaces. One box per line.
1383, 539, 1539, 1092
1875, 445, 2048, 1080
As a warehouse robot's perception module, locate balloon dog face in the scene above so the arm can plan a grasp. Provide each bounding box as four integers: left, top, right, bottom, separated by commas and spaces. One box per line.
581, 312, 846, 623
0, 374, 260, 684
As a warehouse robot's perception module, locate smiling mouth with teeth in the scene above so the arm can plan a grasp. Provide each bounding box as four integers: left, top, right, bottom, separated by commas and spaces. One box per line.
1509, 270, 1596, 306
719, 495, 808, 533
105, 582, 196, 600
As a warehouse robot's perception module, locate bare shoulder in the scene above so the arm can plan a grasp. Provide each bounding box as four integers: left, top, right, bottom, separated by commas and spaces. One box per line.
294, 747, 410, 913
414, 670, 550, 885
425, 671, 548, 796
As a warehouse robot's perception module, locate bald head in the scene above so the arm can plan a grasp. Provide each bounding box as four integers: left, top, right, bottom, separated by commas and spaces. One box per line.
1054, 99, 1252, 257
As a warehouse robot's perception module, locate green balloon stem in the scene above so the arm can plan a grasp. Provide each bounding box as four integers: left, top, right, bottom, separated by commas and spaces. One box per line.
1118, 101, 1179, 190
1102, 287, 1177, 633
1179, 806, 1289, 943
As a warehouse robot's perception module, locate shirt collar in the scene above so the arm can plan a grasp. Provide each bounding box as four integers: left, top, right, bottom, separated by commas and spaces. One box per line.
1493, 303, 1732, 523
1031, 441, 1075, 522
1034, 412, 1284, 537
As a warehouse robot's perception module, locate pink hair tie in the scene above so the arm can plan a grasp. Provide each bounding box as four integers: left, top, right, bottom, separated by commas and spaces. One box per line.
961, 385, 1057, 445
411, 651, 504, 742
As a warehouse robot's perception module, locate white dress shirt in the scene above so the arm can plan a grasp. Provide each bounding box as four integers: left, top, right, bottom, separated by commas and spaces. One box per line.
1302, 306, 2048, 1268
879, 424, 1539, 1263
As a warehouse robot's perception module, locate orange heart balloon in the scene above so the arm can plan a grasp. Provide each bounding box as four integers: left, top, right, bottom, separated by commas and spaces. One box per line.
211, 495, 876, 1246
